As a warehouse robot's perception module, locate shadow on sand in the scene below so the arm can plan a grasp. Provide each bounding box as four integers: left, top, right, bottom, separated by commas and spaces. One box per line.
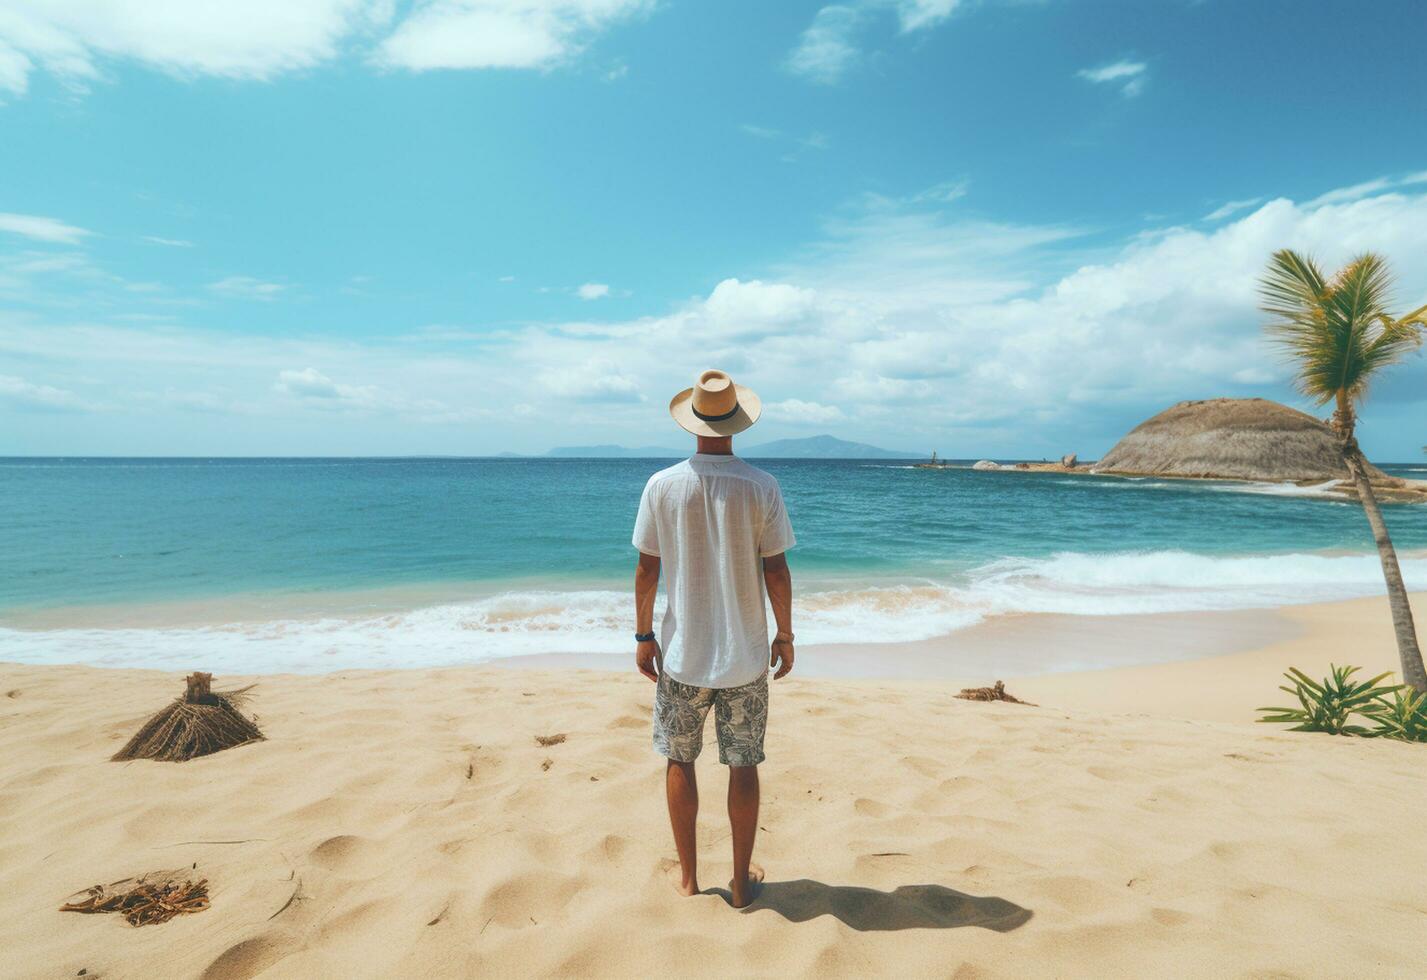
722, 880, 1033, 932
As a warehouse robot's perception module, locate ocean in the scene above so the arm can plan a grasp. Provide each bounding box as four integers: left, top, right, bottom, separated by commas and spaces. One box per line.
3, 456, 1426, 673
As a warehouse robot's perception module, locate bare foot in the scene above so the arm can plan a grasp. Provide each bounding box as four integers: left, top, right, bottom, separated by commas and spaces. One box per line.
728, 863, 764, 909
660, 857, 699, 897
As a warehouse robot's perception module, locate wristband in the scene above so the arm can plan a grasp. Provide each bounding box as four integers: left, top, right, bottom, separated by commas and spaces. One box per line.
635, 631, 656, 643
774, 631, 794, 643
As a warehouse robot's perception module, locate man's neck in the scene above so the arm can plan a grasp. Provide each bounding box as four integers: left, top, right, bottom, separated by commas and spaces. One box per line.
696, 436, 734, 456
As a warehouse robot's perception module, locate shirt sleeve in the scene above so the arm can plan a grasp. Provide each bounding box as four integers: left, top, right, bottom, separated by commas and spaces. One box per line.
758, 483, 796, 557
632, 481, 660, 556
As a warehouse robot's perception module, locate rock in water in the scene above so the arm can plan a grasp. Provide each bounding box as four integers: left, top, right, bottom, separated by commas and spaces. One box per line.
1093, 398, 1400, 485
1061, 453, 1078, 468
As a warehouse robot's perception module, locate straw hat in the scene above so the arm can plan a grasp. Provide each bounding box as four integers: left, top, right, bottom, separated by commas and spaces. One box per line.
669, 369, 762, 437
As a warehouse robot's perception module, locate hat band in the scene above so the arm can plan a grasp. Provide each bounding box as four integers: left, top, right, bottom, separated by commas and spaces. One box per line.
692, 401, 740, 423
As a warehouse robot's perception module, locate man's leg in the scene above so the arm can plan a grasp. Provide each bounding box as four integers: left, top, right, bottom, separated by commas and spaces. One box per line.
714, 674, 769, 909
654, 673, 714, 898
666, 759, 700, 896
727, 764, 760, 908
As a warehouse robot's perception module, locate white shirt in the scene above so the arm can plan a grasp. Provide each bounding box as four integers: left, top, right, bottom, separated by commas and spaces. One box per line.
632, 454, 796, 688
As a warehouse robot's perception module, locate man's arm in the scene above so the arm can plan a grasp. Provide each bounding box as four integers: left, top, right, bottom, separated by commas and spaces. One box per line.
763, 552, 794, 679
634, 551, 661, 682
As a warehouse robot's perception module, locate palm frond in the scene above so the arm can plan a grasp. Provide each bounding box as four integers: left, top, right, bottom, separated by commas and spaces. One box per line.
1259, 248, 1327, 314
1360, 315, 1424, 385
1258, 249, 1420, 406
1397, 302, 1427, 328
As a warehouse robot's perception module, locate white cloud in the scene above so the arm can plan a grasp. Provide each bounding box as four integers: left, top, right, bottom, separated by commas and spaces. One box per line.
0, 0, 652, 99
766, 398, 846, 424
0, 39, 32, 96
276, 367, 345, 399
6, 173, 1427, 456
1202, 198, 1262, 222
703, 278, 818, 333
0, 374, 96, 411
142, 235, 194, 247
0, 212, 92, 243
787, 199, 1080, 310
209, 276, 288, 300
0, 1, 382, 94
1077, 59, 1147, 97
785, 5, 863, 84
274, 367, 388, 409
1304, 171, 1427, 208
785, 0, 974, 84
374, 0, 652, 71
504, 173, 1427, 451
893, 0, 965, 32
911, 179, 970, 204
537, 363, 644, 402
3, 252, 91, 276
576, 282, 610, 300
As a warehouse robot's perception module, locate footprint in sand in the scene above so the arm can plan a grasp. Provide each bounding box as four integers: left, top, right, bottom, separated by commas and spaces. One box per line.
657, 857, 697, 897
200, 935, 287, 980
853, 797, 891, 818
308, 834, 380, 873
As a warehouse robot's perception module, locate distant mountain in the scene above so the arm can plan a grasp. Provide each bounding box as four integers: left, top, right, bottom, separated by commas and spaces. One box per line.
742, 435, 916, 459
538, 434, 916, 459
545, 444, 683, 458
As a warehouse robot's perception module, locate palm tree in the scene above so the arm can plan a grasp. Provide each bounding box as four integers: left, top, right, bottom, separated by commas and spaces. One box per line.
1259, 250, 1427, 692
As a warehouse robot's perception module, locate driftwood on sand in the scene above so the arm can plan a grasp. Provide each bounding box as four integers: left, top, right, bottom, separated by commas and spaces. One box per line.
955, 681, 1037, 706
60, 872, 210, 927
111, 672, 264, 763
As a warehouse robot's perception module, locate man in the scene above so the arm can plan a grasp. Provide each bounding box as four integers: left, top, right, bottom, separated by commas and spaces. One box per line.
632, 369, 795, 910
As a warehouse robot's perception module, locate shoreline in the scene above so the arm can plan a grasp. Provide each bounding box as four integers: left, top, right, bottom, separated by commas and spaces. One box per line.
3, 592, 1420, 718
489, 604, 1302, 682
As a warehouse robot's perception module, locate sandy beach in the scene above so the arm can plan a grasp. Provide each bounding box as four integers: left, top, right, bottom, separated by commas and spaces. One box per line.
2, 593, 1425, 979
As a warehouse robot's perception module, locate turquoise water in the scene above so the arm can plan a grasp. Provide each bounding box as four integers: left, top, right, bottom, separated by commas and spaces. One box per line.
2, 457, 1426, 671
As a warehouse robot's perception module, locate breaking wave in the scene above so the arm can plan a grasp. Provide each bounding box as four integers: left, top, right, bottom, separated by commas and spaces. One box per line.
2, 549, 1423, 673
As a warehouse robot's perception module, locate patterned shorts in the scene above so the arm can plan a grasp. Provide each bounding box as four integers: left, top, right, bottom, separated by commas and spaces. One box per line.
653, 669, 769, 767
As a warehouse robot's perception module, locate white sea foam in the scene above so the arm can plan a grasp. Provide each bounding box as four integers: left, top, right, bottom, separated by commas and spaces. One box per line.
964, 549, 1427, 615
1063, 477, 1351, 498
1054, 479, 1180, 490
1206, 479, 1349, 499
3, 549, 1424, 672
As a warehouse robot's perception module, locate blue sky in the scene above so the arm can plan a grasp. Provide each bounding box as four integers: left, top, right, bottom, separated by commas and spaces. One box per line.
2, 0, 1426, 458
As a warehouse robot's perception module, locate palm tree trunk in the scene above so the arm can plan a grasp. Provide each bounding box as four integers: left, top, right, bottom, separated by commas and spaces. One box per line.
1342, 447, 1427, 692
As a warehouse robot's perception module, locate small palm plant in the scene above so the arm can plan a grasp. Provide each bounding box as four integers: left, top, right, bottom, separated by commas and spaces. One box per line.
1361, 687, 1427, 742
1259, 251, 1427, 692
1257, 664, 1398, 735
